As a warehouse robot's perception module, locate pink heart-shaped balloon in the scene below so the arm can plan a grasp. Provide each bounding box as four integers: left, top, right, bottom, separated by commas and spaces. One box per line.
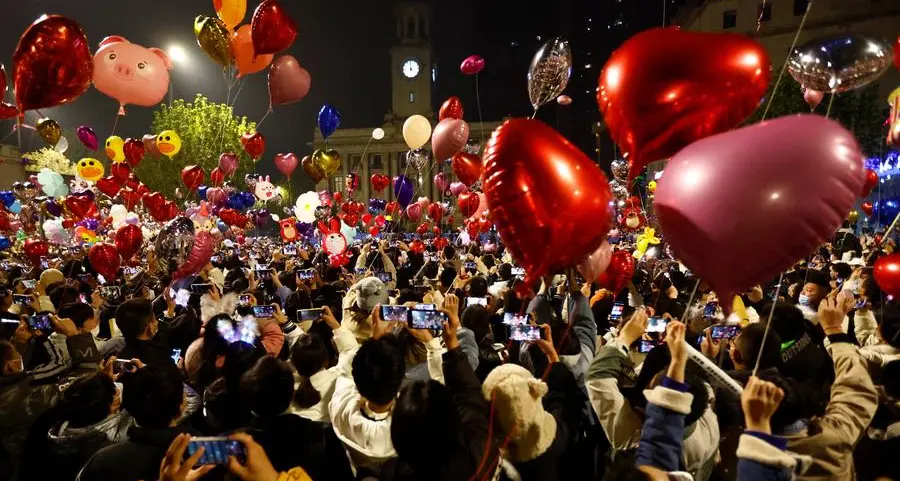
449, 182, 468, 196
405, 202, 423, 222
434, 172, 450, 193
218, 152, 239, 175
274, 152, 299, 177
268, 55, 311, 107
656, 114, 864, 304
460, 55, 485, 75
431, 118, 470, 162
417, 197, 431, 211
206, 187, 227, 206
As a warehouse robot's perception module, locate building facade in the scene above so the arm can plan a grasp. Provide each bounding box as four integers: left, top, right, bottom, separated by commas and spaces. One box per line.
312, 1, 501, 204
0, 144, 25, 189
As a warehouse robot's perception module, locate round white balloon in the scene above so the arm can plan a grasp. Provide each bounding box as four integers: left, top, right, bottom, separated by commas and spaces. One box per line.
372, 128, 385, 140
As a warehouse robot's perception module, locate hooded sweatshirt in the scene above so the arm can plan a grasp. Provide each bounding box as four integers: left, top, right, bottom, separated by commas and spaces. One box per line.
33, 413, 133, 481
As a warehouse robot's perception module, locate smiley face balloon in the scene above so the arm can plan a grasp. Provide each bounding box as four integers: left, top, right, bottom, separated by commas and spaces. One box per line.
105, 136, 125, 162
76, 158, 105, 182
156, 130, 182, 159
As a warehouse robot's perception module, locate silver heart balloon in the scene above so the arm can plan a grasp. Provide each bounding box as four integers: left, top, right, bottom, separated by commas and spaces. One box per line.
788, 34, 893, 93
610, 159, 629, 184
406, 148, 432, 172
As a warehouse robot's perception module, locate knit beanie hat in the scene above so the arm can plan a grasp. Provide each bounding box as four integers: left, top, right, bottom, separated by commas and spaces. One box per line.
481, 363, 557, 463
352, 277, 388, 312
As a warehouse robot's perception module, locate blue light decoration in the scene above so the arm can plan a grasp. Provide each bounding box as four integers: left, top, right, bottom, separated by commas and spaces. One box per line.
866, 151, 900, 177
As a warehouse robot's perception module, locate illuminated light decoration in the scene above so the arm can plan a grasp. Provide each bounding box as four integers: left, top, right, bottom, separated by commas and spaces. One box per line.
866, 152, 900, 177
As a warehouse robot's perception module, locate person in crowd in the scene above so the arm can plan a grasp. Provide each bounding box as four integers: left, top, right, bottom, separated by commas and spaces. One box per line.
796, 269, 831, 323
101, 298, 174, 366
341, 276, 387, 342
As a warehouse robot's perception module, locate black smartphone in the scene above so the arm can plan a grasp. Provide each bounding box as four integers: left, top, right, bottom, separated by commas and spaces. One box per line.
414, 303, 436, 311
77, 273, 92, 282
122, 267, 140, 276
354, 267, 367, 275
466, 297, 488, 308
171, 348, 182, 364
502, 312, 528, 325
298, 269, 315, 280
190, 283, 211, 294
465, 261, 477, 270
609, 302, 624, 321
511, 267, 526, 277
254, 268, 272, 280
238, 294, 252, 306
508, 324, 541, 341
298, 308, 323, 321
639, 340, 659, 353
710, 325, 741, 340
27, 313, 52, 332
703, 301, 718, 318
380, 305, 410, 322
282, 245, 297, 255
113, 359, 136, 374
252, 305, 274, 318
39, 257, 49, 270
100, 286, 120, 299
184, 437, 246, 465
210, 255, 220, 264
78, 293, 89, 305
646, 316, 668, 333
21, 279, 36, 290
409, 309, 448, 330
376, 271, 393, 283
12, 294, 31, 306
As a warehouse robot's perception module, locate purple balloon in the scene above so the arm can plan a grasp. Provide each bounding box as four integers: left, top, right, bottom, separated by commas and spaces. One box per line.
368, 198, 386, 212
76, 125, 98, 151
45, 198, 62, 217
77, 218, 100, 231
655, 114, 864, 303
253, 209, 270, 228
393, 175, 414, 208
296, 222, 315, 238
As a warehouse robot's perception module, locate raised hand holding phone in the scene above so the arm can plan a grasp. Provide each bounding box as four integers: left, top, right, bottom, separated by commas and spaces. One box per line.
159, 433, 215, 481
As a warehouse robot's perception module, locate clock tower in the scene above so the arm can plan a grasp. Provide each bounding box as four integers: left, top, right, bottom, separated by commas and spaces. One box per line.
390, 2, 433, 118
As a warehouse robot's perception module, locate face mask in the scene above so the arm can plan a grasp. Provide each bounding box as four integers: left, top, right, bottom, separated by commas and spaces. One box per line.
798, 293, 811, 307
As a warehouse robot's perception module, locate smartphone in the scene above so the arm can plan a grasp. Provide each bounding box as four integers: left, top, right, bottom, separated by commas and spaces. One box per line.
21, 279, 36, 290
409, 309, 448, 330
298, 269, 315, 280
122, 267, 140, 276
100, 286, 120, 299
609, 302, 624, 321
190, 283, 211, 294
39, 257, 49, 270
184, 437, 246, 465
646, 316, 668, 333
354, 267, 367, 275
171, 348, 182, 364
283, 245, 297, 255
174, 289, 191, 308
710, 325, 741, 340
465, 261, 477, 270
855, 298, 867, 309
255, 268, 272, 280
12, 294, 31, 306
503, 312, 528, 325
77, 273, 92, 282
466, 297, 488, 308
78, 293, 89, 305
210, 255, 220, 264
27, 313, 52, 332
414, 303, 435, 311
703, 301, 718, 318
380, 305, 410, 322
509, 324, 541, 342
511, 267, 525, 277
639, 340, 659, 353
113, 359, 136, 374
238, 294, 252, 306
376, 271, 393, 283
252, 305, 274, 319
298, 308, 323, 321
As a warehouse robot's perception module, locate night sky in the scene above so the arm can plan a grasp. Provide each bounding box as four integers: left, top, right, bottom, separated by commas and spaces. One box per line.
0, 0, 671, 191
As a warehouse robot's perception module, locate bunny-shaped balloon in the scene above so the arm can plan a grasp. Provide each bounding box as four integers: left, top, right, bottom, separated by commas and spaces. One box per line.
255, 175, 278, 202
317, 217, 350, 267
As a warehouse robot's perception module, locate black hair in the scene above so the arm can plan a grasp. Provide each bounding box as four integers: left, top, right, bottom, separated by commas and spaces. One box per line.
352, 335, 405, 405
497, 264, 512, 282
442, 245, 456, 261
57, 302, 95, 329
762, 301, 807, 343
467, 276, 488, 297
397, 288, 424, 304
0, 340, 15, 366
277, 271, 297, 291
831, 262, 852, 280
422, 262, 439, 280
391, 380, 454, 470
240, 355, 294, 417
878, 302, 900, 349
881, 360, 900, 399
284, 290, 313, 323
47, 284, 80, 311
115, 298, 154, 340
757, 369, 808, 434
804, 269, 831, 291
290, 334, 329, 408
222, 340, 266, 390
735, 323, 783, 370
461, 305, 492, 342
122, 365, 184, 428
439, 266, 457, 289
60, 373, 116, 428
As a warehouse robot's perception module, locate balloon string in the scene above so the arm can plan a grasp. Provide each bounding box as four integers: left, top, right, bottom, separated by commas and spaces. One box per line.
755, 0, 768, 35
230, 78, 247, 107
257, 109, 272, 129
111, 111, 121, 136
354, 137, 374, 173
760, 0, 814, 121
824, 93, 836, 118
753, 272, 783, 376
475, 73, 485, 145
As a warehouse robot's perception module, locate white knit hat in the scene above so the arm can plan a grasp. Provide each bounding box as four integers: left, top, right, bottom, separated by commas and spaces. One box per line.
481, 363, 557, 462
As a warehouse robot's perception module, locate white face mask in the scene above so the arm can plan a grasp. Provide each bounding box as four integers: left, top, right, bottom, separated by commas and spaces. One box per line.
798, 293, 811, 307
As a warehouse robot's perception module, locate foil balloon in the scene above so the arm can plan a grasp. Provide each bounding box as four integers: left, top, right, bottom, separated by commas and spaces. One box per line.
241, 132, 265, 160
23, 238, 49, 265
577, 240, 613, 282
601, 250, 636, 294
393, 175, 414, 208
406, 149, 431, 172
439, 96, 464, 121
14, 15, 94, 113
874, 253, 900, 298
556, 94, 572, 106
251, 0, 298, 55
156, 130, 182, 158
449, 182, 468, 196
77, 125, 99, 151
370, 173, 390, 193
312, 149, 341, 176
433, 172, 450, 193
460, 55, 485, 75
302, 155, 325, 183
181, 165, 205, 191
194, 16, 233, 66
432, 118, 470, 161
36, 118, 61, 146
803, 88, 824, 110
482, 119, 613, 283
232, 25, 273, 78
218, 152, 239, 175
143, 134, 160, 158
92, 36, 172, 114
403, 115, 432, 150
317, 103, 342, 138
369, 198, 386, 212
451, 152, 483, 186
173, 231, 215, 279
405, 203, 423, 222
54, 136, 68, 154
210, 167, 225, 186
115, 224, 144, 260
862, 169, 878, 198
788, 34, 893, 93
597, 28, 771, 181
268, 55, 311, 106
155, 217, 196, 267
655, 114, 864, 305
215, 0, 247, 30
123, 138, 145, 167
527, 37, 572, 111
89, 243, 120, 281
105, 136, 125, 162
294, 191, 321, 223
274, 152, 299, 177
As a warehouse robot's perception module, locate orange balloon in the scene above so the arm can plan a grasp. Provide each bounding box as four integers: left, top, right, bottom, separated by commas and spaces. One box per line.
232, 25, 273, 77
215, 0, 247, 30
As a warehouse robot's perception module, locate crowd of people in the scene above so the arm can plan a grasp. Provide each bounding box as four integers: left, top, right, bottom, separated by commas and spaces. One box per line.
0, 226, 898, 481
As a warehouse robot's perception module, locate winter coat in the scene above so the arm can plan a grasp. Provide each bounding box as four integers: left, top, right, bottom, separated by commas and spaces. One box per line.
25, 413, 132, 481
289, 327, 358, 423
76, 425, 196, 481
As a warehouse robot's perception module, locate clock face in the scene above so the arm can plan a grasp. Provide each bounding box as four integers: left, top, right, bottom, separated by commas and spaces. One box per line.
402, 59, 420, 79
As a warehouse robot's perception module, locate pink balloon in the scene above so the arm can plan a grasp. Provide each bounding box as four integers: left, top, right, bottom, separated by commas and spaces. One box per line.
417, 197, 431, 211
468, 192, 488, 220
92, 36, 172, 114
405, 202, 423, 222
173, 231, 215, 279
274, 152, 299, 177
577, 241, 613, 282
449, 182, 468, 196
218, 152, 239, 176
268, 55, 311, 107
76, 125, 98, 151
433, 172, 450, 193
460, 55, 485, 75
803, 88, 824, 110
431, 118, 470, 162
206, 187, 227, 206
655, 114, 864, 303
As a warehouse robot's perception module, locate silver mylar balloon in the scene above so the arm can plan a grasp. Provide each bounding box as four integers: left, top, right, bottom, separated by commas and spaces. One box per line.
788, 34, 893, 93
609, 180, 629, 200
610, 159, 629, 184
406, 148, 432, 172
527, 37, 572, 110
463, 140, 482, 156
154, 217, 196, 267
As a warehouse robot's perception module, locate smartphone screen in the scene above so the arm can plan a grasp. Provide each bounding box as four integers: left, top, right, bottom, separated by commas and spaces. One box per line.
298, 308, 323, 321
77, 273, 91, 282
255, 268, 272, 280
171, 348, 182, 364
190, 283, 211, 294
185, 437, 246, 465
465, 261, 477, 270
100, 286, 120, 299
174, 289, 191, 308
252, 305, 274, 318
298, 269, 315, 280
511, 267, 525, 277
509, 324, 541, 341
502, 312, 528, 325
354, 267, 366, 275
855, 298, 867, 309
123, 267, 140, 276
238, 294, 252, 306
639, 340, 659, 353
21, 279, 36, 290
283, 245, 297, 255
39, 257, 49, 270
710, 325, 740, 340
466, 297, 488, 308
609, 302, 624, 321
113, 359, 136, 374
376, 271, 393, 283
409, 309, 448, 330
28, 314, 52, 332
381, 305, 410, 322
12, 294, 31, 306
414, 303, 436, 311
210, 255, 220, 264
78, 293, 89, 305
646, 316, 668, 333
703, 301, 718, 318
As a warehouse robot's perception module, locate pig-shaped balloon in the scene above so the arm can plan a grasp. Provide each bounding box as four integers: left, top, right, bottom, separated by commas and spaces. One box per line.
93, 36, 172, 115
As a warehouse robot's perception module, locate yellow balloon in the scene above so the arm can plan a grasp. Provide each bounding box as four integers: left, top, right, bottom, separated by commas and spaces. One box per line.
402, 115, 432, 150
105, 136, 125, 162
633, 227, 661, 259
76, 158, 105, 182
215, 0, 247, 30
194, 15, 233, 66
36, 118, 62, 146
156, 130, 182, 159
848, 210, 859, 223
647, 180, 657, 193
888, 85, 900, 107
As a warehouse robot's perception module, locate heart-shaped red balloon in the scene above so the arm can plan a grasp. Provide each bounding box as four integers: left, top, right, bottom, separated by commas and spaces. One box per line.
482, 119, 613, 283
143, 192, 166, 212
451, 152, 483, 187
597, 27, 771, 180
14, 15, 94, 113
181, 165, 205, 191
656, 115, 863, 304
457, 191, 480, 218
361, 213, 372, 225
66, 194, 95, 219
120, 189, 143, 211
862, 202, 874, 216
427, 203, 444, 222
371, 173, 390, 193
115, 224, 143, 261
96, 176, 122, 198
368, 226, 380, 236
439, 96, 464, 121
123, 138, 145, 167
0, 103, 17, 120
23, 238, 49, 264
385, 201, 400, 216
219, 208, 248, 227
89, 243, 120, 281
416, 222, 430, 235
210, 167, 225, 186
409, 240, 426, 254
110, 163, 131, 182
433, 237, 449, 251
251, 0, 298, 55
374, 214, 386, 227
862, 169, 878, 198
241, 132, 266, 160
151, 201, 179, 223
274, 152, 299, 177
342, 213, 359, 226
340, 201, 355, 215
875, 253, 900, 297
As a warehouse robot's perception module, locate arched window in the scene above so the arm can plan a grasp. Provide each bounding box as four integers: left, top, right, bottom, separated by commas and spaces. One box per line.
406, 17, 416, 38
